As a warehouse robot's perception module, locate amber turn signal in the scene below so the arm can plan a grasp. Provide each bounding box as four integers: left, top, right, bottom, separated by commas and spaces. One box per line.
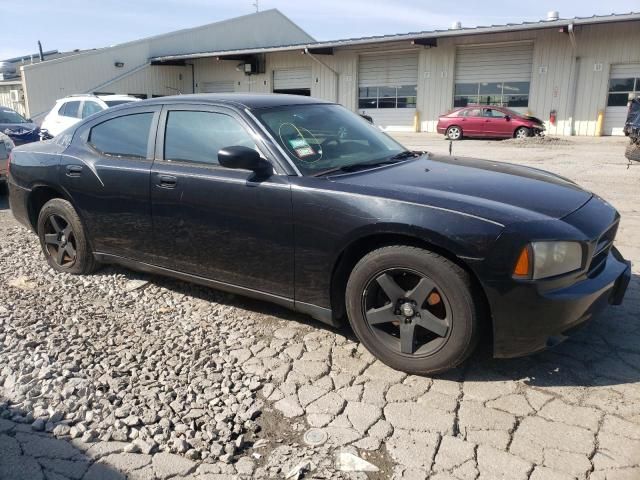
513, 246, 531, 278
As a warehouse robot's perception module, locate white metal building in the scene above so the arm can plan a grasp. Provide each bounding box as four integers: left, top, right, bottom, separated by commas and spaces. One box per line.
13, 9, 640, 136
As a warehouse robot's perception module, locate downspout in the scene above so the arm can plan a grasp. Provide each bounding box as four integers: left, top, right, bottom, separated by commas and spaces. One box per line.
188, 63, 195, 93
568, 57, 581, 136
566, 24, 579, 136
304, 48, 339, 103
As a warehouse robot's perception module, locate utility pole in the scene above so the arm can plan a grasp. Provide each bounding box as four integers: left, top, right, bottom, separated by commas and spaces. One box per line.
252, 0, 259, 12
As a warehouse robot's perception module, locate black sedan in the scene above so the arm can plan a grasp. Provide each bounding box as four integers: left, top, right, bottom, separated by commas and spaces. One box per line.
0, 107, 42, 145
7, 94, 631, 374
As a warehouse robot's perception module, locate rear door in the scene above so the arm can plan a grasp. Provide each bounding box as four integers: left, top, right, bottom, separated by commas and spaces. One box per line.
60, 105, 161, 262
461, 107, 483, 136
150, 104, 295, 298
53, 101, 83, 135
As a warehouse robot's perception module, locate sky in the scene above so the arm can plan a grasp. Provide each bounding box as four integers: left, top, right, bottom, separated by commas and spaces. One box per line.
0, 0, 638, 60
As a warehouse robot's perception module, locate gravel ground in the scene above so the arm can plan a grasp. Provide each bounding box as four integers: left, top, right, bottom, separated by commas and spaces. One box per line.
1, 135, 639, 480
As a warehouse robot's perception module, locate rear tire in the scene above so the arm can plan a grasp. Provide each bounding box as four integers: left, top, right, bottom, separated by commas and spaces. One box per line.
446, 126, 463, 141
345, 246, 480, 375
514, 127, 530, 139
37, 198, 97, 275
625, 141, 640, 162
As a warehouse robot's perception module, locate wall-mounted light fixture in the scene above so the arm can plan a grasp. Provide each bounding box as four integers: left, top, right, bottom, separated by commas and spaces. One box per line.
114, 62, 125, 68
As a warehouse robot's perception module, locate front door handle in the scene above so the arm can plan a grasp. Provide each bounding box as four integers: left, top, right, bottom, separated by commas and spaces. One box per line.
65, 165, 83, 177
157, 175, 177, 188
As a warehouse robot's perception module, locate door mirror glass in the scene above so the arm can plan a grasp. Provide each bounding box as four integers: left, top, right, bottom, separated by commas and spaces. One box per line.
218, 146, 271, 175
505, 115, 511, 120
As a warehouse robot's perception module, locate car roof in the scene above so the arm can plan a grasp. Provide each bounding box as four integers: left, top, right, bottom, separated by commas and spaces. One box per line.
97, 95, 141, 101
125, 93, 333, 110
57, 94, 139, 102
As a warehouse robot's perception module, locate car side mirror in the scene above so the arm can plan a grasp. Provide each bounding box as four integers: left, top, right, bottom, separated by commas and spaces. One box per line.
505, 115, 511, 121
218, 146, 272, 177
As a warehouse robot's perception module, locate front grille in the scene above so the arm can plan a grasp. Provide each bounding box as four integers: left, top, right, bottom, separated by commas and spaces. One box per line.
588, 221, 618, 275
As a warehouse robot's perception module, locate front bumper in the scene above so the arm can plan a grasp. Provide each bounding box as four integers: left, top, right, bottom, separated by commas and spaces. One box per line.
490, 247, 631, 358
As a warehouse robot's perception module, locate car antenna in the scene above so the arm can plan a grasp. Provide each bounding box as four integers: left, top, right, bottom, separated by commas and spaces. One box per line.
449, 139, 453, 156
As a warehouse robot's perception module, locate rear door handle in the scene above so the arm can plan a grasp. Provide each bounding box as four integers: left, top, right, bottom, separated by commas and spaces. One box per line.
157, 175, 177, 188
65, 165, 83, 177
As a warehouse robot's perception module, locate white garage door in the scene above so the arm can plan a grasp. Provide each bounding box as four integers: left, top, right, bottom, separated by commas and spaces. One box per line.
358, 52, 418, 131
454, 42, 534, 113
200, 81, 235, 93
604, 64, 640, 136
273, 68, 312, 91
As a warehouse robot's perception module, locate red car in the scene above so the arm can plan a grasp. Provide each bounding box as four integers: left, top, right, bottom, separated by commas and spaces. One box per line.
437, 105, 545, 140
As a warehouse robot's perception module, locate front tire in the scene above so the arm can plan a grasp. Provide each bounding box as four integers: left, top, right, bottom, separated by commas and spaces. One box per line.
345, 246, 480, 375
446, 126, 462, 141
37, 198, 97, 275
514, 127, 530, 139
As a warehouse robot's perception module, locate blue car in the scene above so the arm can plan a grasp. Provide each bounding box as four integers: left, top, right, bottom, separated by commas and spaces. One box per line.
0, 107, 42, 145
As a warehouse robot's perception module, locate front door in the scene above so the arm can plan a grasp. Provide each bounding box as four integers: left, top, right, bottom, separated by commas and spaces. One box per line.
60, 105, 160, 262
150, 105, 294, 299
482, 108, 512, 137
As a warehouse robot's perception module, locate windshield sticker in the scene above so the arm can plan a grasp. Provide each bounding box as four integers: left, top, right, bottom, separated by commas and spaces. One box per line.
289, 138, 310, 149
294, 146, 315, 158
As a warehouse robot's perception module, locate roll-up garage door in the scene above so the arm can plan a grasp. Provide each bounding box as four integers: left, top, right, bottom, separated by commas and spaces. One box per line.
273, 68, 312, 95
604, 64, 640, 136
358, 52, 418, 131
200, 81, 235, 93
454, 42, 533, 112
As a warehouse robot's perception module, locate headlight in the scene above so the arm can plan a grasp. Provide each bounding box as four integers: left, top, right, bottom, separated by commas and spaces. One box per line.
513, 241, 583, 280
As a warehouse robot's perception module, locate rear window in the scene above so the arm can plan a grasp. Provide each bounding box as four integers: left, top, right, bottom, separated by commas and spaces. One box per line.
60, 101, 81, 118
89, 113, 153, 158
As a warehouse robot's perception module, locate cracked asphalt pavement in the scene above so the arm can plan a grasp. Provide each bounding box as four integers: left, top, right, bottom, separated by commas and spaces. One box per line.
0, 134, 639, 480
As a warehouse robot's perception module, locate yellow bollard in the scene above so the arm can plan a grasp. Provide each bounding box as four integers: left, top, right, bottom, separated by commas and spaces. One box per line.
413, 111, 420, 133
595, 109, 604, 136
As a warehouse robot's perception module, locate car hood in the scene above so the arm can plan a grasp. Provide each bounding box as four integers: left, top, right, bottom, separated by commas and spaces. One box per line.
519, 115, 544, 125
329, 154, 592, 226
0, 122, 40, 141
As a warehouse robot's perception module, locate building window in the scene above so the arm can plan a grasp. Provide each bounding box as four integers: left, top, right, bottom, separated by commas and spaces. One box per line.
454, 82, 530, 108
607, 78, 639, 107
358, 85, 417, 109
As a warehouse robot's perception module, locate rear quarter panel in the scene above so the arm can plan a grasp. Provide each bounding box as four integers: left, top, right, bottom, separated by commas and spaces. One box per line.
8, 140, 68, 228
10, 140, 66, 189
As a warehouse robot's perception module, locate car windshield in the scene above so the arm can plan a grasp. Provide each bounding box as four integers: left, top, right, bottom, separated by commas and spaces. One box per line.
499, 107, 522, 117
104, 100, 135, 107
254, 104, 407, 176
0, 109, 28, 124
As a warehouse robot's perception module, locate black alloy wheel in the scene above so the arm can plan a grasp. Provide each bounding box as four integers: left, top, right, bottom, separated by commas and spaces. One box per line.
43, 213, 77, 268
363, 269, 451, 356
346, 246, 480, 374
37, 198, 97, 275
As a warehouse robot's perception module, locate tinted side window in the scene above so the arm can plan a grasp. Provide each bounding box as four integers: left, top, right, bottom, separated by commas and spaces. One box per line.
164, 111, 256, 165
89, 113, 154, 158
81, 101, 104, 119
483, 108, 506, 118
61, 101, 81, 118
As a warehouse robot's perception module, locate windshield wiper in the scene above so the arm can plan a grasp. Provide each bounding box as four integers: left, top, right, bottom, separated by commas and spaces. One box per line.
388, 150, 422, 161
312, 151, 422, 177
